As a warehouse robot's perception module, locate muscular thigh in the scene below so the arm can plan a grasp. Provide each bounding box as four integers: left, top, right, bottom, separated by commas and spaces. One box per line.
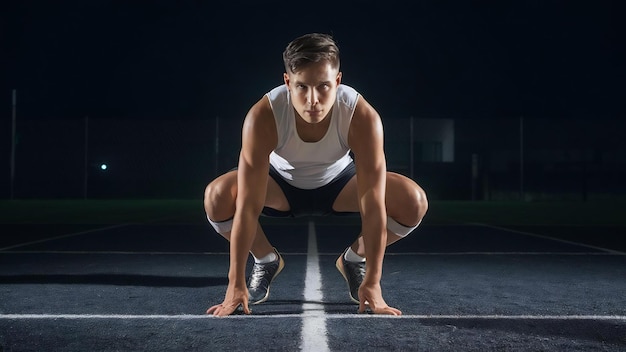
332, 175, 359, 212
265, 172, 290, 211
332, 172, 417, 215
215, 170, 290, 212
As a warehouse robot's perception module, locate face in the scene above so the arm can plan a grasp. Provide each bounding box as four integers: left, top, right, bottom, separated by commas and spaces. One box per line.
284, 61, 342, 124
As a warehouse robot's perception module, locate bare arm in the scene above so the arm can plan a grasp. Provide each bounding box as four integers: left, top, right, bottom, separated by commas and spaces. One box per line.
348, 97, 401, 315
348, 97, 387, 283
230, 96, 277, 283
207, 96, 276, 317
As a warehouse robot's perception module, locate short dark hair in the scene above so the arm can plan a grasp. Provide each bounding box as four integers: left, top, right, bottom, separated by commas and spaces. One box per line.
282, 33, 340, 74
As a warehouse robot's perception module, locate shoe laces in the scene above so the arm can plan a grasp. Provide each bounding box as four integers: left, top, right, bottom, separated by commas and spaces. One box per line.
347, 261, 366, 285
248, 263, 270, 288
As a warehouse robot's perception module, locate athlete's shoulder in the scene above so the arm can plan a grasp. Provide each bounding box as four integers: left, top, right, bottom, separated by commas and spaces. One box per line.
246, 95, 275, 128
337, 84, 358, 95
243, 95, 278, 150
336, 84, 360, 111
267, 85, 288, 101
337, 84, 359, 99
348, 87, 381, 130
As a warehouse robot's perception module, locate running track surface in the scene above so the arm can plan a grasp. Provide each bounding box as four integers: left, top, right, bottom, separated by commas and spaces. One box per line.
1, 218, 625, 351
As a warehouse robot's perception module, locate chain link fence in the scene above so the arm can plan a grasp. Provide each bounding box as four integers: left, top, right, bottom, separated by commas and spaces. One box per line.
3, 116, 625, 200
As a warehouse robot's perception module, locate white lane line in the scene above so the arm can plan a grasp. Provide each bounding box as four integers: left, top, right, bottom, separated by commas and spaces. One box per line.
472, 223, 626, 255
0, 224, 131, 251
299, 221, 330, 352
1, 314, 625, 321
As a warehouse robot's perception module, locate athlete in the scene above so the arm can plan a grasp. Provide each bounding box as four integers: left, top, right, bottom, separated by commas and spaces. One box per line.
205, 33, 428, 317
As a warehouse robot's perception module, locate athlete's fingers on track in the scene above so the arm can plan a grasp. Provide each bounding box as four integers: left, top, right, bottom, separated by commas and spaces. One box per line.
358, 305, 402, 316
206, 303, 250, 317
358, 298, 402, 316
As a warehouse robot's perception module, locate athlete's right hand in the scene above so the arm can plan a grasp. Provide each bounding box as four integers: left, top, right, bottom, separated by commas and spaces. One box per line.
358, 281, 402, 316
206, 284, 251, 317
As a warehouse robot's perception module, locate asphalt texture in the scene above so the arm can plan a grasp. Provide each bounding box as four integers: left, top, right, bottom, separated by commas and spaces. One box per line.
1, 219, 625, 351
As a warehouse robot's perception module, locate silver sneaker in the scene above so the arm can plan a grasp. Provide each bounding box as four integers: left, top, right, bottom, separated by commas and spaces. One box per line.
247, 248, 285, 304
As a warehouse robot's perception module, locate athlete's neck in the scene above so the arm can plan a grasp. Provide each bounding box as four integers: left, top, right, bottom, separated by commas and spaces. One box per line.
294, 109, 332, 142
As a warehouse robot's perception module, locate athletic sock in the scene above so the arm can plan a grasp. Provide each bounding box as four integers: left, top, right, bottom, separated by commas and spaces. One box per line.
253, 251, 277, 264
344, 247, 366, 263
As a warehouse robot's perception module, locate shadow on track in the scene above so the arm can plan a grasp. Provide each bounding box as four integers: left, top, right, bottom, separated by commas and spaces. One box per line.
0, 274, 228, 288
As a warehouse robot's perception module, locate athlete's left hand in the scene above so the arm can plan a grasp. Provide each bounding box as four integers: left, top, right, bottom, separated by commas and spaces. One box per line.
206, 282, 251, 317
358, 281, 402, 315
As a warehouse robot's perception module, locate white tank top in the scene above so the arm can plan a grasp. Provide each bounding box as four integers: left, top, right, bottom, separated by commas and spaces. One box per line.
267, 84, 360, 189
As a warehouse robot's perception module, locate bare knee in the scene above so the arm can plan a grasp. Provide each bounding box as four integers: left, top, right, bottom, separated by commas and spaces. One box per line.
413, 186, 428, 224
400, 186, 428, 226
204, 175, 236, 221
387, 175, 428, 227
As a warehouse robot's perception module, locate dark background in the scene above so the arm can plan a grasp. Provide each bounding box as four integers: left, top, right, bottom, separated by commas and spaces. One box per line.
2, 0, 625, 199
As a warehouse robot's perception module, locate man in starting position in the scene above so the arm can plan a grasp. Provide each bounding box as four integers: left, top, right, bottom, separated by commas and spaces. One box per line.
205, 33, 428, 316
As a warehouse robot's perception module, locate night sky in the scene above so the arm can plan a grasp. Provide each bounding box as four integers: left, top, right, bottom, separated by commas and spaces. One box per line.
3, 1, 625, 122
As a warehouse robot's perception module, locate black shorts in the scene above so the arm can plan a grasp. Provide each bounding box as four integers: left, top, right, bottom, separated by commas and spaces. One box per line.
263, 161, 357, 218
